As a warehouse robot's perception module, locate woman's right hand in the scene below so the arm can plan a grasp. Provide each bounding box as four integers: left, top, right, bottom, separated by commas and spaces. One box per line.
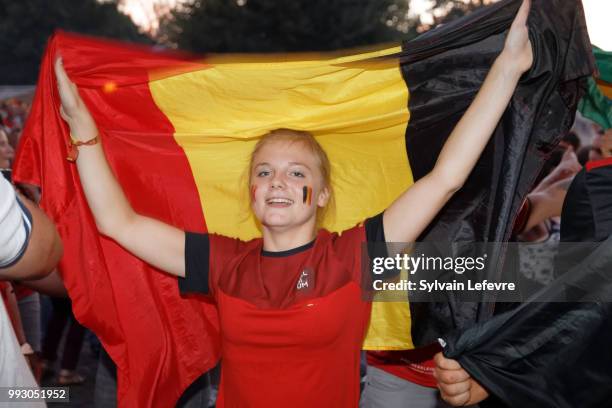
54, 57, 98, 141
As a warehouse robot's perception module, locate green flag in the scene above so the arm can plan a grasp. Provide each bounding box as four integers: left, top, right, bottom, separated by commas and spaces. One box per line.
579, 47, 612, 128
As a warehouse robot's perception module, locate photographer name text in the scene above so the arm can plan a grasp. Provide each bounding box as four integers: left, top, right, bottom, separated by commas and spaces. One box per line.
372, 279, 516, 292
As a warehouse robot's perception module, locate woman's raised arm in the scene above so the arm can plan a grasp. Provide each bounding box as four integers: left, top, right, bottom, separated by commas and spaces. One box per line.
54, 58, 186, 277
384, 0, 533, 243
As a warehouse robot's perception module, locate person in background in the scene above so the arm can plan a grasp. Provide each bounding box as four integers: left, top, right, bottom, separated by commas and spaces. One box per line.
576, 126, 610, 165
12, 282, 43, 382
593, 127, 612, 158
41, 295, 87, 385
514, 145, 581, 287
558, 130, 580, 151
0, 175, 62, 397
0, 281, 36, 376
434, 127, 612, 406
0, 128, 15, 174
2, 125, 59, 383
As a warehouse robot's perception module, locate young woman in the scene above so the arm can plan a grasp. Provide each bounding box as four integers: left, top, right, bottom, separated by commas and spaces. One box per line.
54, 1, 532, 405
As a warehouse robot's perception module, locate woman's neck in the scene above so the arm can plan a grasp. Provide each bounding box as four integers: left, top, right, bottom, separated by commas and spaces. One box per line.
262, 221, 317, 252
0, 159, 9, 169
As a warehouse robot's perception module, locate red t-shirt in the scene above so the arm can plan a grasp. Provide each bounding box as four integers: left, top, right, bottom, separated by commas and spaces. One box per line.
366, 344, 441, 388
179, 215, 384, 407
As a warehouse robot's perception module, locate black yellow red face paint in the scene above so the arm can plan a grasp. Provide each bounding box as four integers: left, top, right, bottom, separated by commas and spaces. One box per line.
302, 186, 312, 205
251, 185, 257, 202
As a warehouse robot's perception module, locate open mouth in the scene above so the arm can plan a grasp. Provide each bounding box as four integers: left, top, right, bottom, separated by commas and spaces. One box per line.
266, 197, 294, 206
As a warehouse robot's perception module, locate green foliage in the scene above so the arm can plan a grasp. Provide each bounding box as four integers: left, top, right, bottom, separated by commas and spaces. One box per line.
0, 0, 150, 84
159, 0, 417, 53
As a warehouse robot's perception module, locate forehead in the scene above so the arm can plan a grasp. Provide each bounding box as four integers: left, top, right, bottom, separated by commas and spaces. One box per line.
253, 139, 318, 168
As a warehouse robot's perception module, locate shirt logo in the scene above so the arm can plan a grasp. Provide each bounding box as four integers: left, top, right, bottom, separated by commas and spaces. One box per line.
297, 270, 309, 290
296, 267, 314, 292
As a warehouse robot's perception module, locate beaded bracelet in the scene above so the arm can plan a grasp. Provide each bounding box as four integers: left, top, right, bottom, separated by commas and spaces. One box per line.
67, 134, 98, 162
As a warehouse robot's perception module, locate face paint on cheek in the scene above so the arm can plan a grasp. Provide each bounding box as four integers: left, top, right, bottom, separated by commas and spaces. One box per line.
251, 185, 257, 203
302, 186, 313, 206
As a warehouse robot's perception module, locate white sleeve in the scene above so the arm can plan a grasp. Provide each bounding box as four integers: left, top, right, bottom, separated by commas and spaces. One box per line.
0, 300, 45, 404
0, 176, 33, 268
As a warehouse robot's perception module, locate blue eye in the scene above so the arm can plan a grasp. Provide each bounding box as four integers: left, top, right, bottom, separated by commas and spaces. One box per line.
290, 171, 305, 178
257, 170, 271, 177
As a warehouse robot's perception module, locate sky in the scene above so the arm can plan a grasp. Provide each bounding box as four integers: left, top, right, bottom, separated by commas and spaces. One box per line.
581, 0, 611, 51
118, 0, 179, 33
120, 0, 611, 50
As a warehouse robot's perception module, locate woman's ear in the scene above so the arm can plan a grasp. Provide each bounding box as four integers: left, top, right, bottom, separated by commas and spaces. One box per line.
317, 186, 331, 208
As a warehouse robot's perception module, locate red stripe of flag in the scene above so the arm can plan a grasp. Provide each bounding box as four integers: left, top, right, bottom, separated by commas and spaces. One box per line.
13, 32, 220, 408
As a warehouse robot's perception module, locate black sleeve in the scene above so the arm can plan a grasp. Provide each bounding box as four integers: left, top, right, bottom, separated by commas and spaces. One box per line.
365, 211, 388, 261
178, 232, 211, 295
364, 212, 399, 280
365, 212, 386, 248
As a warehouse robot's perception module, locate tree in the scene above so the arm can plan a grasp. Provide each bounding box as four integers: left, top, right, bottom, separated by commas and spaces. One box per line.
159, 0, 418, 53
0, 0, 151, 84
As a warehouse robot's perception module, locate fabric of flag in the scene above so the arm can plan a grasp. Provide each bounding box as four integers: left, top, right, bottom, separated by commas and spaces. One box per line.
13, 0, 593, 406
443, 161, 612, 408
400, 0, 593, 346
579, 47, 612, 129
443, 239, 612, 408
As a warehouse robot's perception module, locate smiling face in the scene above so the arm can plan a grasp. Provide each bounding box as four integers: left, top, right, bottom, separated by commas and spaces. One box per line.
0, 130, 14, 168
249, 131, 331, 233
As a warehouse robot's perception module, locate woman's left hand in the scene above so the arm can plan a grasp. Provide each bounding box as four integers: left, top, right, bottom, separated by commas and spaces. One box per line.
501, 0, 533, 76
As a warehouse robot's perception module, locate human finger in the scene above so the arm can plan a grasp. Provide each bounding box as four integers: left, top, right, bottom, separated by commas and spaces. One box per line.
436, 367, 471, 385
54, 57, 79, 114
434, 352, 463, 370
439, 378, 471, 396
440, 387, 471, 407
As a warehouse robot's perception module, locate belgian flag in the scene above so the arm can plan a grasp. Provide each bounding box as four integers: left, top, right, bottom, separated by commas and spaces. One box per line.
13, 0, 593, 406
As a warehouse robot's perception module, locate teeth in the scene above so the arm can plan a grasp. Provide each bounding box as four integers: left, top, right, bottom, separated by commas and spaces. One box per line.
267, 198, 293, 204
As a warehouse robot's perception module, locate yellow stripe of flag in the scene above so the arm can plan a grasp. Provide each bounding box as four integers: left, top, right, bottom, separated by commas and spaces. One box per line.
150, 45, 414, 349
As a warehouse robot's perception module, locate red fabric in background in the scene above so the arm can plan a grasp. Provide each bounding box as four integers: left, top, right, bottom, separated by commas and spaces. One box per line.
13, 32, 220, 408
367, 343, 441, 388
0, 281, 9, 306
12, 284, 34, 301
586, 157, 612, 171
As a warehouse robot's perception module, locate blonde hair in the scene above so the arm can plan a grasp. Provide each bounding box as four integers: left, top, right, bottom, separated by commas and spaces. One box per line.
247, 129, 335, 225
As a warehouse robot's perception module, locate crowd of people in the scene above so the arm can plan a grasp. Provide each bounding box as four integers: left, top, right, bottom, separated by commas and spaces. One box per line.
0, 99, 29, 151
